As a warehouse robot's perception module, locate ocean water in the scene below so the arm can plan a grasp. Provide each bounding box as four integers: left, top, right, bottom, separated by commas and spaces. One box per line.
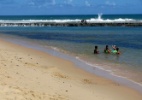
0, 14, 142, 87
0, 14, 142, 26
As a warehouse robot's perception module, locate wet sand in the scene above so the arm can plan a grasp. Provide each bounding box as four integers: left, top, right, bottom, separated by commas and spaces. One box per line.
0, 39, 142, 100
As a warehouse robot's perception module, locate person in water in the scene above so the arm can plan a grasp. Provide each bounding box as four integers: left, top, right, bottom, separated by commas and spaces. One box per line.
104, 45, 111, 54
94, 46, 99, 54
111, 45, 120, 54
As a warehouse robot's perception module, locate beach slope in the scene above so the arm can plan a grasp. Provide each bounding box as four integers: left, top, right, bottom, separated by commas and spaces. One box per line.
0, 39, 142, 100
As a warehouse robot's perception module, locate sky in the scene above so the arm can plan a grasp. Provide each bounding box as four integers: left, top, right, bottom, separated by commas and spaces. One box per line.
0, 0, 142, 15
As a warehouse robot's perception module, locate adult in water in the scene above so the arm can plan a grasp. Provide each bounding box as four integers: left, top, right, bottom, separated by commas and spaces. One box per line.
104, 45, 111, 54
94, 46, 99, 54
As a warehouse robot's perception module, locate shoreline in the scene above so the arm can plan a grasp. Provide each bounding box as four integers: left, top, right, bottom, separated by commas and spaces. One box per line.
1, 34, 142, 93
0, 35, 142, 99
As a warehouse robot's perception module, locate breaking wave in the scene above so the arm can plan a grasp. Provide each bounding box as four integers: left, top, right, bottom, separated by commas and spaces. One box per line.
0, 14, 141, 27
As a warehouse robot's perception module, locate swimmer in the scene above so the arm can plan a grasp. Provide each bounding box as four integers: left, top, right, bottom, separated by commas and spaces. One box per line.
94, 46, 99, 54
104, 45, 111, 54
112, 46, 120, 54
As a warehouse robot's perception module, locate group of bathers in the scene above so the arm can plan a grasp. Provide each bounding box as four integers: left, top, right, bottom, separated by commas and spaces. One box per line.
94, 45, 120, 54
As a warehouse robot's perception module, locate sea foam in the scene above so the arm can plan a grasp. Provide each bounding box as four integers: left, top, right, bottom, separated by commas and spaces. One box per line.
0, 14, 141, 27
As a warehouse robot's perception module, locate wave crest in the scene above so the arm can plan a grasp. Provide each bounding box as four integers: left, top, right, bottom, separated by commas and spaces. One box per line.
0, 14, 142, 27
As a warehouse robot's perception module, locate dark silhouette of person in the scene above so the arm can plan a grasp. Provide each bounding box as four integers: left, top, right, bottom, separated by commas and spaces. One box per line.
104, 45, 111, 54
94, 46, 99, 54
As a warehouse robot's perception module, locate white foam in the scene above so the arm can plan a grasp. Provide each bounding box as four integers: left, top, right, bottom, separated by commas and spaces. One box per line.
0, 18, 140, 24
0, 14, 141, 26
75, 56, 112, 72
86, 18, 139, 23
75, 56, 142, 91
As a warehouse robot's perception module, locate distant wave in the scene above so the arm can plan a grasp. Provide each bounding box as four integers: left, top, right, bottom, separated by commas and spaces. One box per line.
0, 19, 81, 23
86, 14, 142, 23
86, 18, 142, 23
0, 18, 142, 24
0, 14, 142, 27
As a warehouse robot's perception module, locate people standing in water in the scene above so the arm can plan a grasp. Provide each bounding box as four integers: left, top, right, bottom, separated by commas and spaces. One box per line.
94, 46, 99, 54
94, 45, 120, 54
104, 45, 111, 54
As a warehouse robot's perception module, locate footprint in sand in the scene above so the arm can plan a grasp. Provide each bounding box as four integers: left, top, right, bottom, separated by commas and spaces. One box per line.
49, 94, 67, 100
53, 72, 69, 79
83, 79, 93, 84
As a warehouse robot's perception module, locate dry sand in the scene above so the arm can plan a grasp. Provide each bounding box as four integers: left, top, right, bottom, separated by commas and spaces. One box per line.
0, 39, 142, 100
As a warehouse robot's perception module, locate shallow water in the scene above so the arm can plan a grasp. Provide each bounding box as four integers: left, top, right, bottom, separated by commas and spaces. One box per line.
1, 32, 142, 93
0, 26, 142, 84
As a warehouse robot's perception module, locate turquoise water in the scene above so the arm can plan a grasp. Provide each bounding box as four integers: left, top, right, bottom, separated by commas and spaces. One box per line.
0, 14, 142, 85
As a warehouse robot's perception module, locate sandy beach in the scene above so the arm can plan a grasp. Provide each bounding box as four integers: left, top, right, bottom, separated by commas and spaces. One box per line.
0, 38, 142, 100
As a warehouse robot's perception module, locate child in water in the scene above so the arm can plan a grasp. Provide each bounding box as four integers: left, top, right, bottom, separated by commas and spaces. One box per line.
104, 45, 111, 54
94, 46, 99, 54
111, 45, 120, 54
